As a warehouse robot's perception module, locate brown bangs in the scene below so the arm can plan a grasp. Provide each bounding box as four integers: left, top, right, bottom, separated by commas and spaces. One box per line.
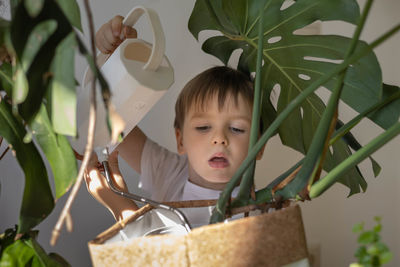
174, 66, 253, 129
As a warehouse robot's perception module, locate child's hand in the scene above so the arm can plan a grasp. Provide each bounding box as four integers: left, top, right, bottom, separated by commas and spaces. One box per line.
95, 15, 138, 54
84, 150, 138, 221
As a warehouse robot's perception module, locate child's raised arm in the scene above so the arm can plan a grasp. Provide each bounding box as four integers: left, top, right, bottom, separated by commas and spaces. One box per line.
116, 127, 147, 174
96, 15, 147, 174
84, 16, 148, 221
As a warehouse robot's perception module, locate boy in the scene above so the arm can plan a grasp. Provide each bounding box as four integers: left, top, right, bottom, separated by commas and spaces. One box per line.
85, 16, 265, 226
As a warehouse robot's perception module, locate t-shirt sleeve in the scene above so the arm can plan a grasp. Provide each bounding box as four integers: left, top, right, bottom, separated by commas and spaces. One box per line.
140, 138, 188, 201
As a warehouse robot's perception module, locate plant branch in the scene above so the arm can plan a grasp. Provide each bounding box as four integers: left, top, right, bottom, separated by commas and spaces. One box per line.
0, 145, 10, 160
255, 158, 304, 203
163, 199, 217, 208
51, 0, 98, 246
0, 129, 10, 161
210, 23, 400, 223
272, 164, 302, 194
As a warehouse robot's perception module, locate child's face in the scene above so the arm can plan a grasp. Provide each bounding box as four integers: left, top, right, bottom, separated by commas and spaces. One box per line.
175, 93, 261, 189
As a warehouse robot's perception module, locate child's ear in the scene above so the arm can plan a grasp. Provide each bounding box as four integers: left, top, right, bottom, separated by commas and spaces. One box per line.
256, 143, 266, 160
175, 128, 185, 155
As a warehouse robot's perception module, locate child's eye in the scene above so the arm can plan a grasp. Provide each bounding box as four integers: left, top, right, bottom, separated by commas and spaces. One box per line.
195, 126, 210, 132
230, 127, 245, 134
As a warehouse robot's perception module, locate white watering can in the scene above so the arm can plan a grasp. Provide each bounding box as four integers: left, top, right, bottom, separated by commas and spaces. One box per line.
73, 6, 174, 153
73, 6, 191, 237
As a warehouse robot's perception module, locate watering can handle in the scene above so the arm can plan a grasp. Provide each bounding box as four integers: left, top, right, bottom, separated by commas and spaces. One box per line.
122, 6, 165, 71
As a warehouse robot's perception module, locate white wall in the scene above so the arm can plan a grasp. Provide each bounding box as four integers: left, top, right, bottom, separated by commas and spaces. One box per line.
0, 0, 398, 266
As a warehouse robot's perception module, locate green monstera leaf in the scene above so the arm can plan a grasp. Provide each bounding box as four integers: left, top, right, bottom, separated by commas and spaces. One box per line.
188, 0, 396, 195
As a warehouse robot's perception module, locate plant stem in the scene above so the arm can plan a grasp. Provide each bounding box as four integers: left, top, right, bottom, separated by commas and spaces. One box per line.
259, 85, 399, 196
210, 23, 400, 223
163, 199, 217, 208
236, 7, 264, 204
330, 91, 400, 146
50, 0, 98, 246
310, 122, 400, 198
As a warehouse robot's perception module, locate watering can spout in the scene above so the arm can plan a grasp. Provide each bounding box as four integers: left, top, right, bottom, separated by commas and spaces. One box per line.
72, 6, 174, 154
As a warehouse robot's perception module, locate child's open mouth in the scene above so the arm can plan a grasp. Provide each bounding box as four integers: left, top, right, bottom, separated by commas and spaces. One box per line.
208, 154, 229, 168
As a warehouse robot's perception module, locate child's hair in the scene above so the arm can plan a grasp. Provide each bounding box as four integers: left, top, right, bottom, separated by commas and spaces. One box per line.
174, 66, 254, 130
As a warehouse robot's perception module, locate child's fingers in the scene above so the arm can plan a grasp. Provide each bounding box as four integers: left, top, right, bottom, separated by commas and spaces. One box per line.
85, 169, 106, 194
109, 150, 119, 162
123, 26, 137, 39
110, 15, 124, 38
108, 151, 119, 167
111, 172, 128, 192
99, 30, 116, 53
87, 152, 99, 168
103, 28, 120, 51
95, 16, 121, 54
96, 30, 110, 54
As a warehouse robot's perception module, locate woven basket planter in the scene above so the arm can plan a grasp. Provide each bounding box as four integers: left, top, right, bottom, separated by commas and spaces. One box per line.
88, 204, 309, 267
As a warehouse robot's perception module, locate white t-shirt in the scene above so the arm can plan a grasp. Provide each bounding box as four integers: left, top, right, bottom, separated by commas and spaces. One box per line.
139, 138, 240, 227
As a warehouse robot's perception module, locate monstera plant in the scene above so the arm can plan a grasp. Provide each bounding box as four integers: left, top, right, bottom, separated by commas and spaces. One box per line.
187, 0, 400, 223
0, 0, 399, 265
0, 0, 117, 265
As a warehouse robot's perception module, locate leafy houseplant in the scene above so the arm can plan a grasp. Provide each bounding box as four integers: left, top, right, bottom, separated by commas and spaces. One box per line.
350, 217, 392, 267
187, 0, 400, 223
0, 0, 399, 266
0, 0, 116, 265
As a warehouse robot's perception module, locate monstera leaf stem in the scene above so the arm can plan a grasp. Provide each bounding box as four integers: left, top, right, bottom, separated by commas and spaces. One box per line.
244, 1, 273, 37
257, 86, 400, 197
256, 86, 400, 203
235, 8, 265, 205
330, 91, 400, 146
210, 23, 400, 223
310, 121, 400, 198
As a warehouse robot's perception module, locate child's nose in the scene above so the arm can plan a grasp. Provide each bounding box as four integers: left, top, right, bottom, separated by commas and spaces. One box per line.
212, 132, 228, 146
